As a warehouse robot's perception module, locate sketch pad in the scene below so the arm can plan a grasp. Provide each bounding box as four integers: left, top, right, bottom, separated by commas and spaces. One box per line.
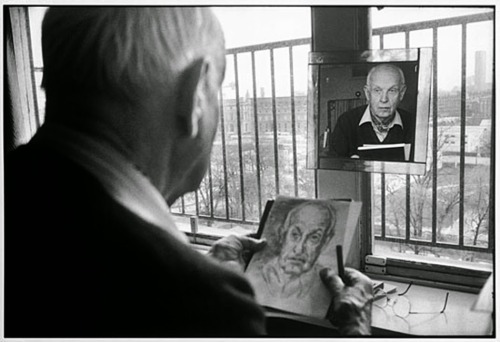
245, 196, 362, 319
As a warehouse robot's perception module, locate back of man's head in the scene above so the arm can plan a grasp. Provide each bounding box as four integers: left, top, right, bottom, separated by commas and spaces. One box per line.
41, 7, 225, 121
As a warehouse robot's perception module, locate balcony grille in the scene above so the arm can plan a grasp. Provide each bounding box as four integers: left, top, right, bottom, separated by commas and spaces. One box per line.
372, 12, 494, 257
160, 14, 494, 256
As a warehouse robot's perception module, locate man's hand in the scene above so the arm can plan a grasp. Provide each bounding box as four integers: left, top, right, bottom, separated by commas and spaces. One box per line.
207, 234, 266, 273
320, 267, 373, 336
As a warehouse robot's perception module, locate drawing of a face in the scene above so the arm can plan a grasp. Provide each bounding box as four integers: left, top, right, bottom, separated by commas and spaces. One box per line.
278, 204, 334, 276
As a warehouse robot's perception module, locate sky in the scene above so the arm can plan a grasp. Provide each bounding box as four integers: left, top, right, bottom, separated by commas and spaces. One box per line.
29, 6, 494, 93
212, 6, 493, 93
213, 6, 493, 48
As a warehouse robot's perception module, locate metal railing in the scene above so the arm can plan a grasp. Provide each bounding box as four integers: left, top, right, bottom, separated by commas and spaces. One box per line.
372, 12, 494, 256
26, 8, 493, 253
172, 12, 494, 256
171, 38, 314, 229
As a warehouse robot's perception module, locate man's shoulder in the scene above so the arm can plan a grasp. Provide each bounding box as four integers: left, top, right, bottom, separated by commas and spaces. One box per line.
337, 105, 368, 124
398, 107, 412, 117
339, 105, 367, 118
397, 107, 414, 129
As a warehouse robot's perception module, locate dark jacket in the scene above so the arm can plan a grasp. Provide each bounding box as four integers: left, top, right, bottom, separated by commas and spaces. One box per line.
5, 137, 266, 337
330, 105, 414, 161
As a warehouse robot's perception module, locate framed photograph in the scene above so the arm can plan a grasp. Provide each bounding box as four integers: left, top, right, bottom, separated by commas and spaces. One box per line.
306, 48, 432, 175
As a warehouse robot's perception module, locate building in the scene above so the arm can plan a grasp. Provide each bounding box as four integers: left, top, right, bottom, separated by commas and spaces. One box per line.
221, 95, 308, 137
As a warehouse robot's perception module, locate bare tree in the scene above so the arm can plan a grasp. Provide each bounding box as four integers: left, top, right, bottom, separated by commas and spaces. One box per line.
465, 166, 490, 247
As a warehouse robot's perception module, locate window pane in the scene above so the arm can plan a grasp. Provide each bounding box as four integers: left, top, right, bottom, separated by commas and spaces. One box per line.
34, 71, 45, 122
174, 7, 313, 236
371, 7, 493, 266
463, 20, 493, 252
409, 29, 433, 48
28, 7, 47, 68
383, 32, 405, 49
435, 25, 462, 246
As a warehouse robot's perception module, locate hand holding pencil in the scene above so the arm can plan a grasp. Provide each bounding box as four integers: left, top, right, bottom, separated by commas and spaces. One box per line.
319, 245, 374, 336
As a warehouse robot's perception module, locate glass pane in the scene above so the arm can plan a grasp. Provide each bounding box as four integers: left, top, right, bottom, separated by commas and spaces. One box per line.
434, 25, 463, 246
28, 7, 47, 68
292, 45, 315, 199
210, 116, 229, 219
383, 32, 405, 49
372, 174, 383, 237
180, 7, 312, 236
371, 7, 493, 266
409, 29, 433, 48
385, 174, 407, 239
463, 21, 493, 252
34, 71, 45, 122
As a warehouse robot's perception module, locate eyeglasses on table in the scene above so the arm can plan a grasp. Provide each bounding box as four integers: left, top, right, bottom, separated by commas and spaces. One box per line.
373, 282, 450, 318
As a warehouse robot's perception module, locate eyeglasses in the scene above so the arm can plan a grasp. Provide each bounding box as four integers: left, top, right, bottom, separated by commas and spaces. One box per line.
373, 282, 449, 318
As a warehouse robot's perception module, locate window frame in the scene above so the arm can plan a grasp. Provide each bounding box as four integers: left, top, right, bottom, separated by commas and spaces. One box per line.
21, 6, 494, 290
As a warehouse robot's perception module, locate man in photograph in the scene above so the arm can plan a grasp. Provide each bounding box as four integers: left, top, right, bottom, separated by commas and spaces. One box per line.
330, 63, 414, 161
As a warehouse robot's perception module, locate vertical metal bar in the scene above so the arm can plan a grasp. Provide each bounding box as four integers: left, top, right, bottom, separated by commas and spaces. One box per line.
488, 75, 495, 250
251, 51, 263, 218
234, 53, 246, 221
487, 16, 495, 250
218, 85, 230, 220
270, 49, 280, 195
289, 45, 299, 197
378, 33, 386, 240
24, 8, 41, 128
404, 30, 412, 242
431, 27, 439, 244
181, 195, 186, 214
195, 191, 200, 216
406, 175, 412, 241
362, 173, 374, 257
458, 24, 467, 247
208, 161, 214, 218
381, 174, 386, 238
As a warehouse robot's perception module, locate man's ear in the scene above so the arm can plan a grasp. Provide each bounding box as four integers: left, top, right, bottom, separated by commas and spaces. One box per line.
363, 85, 370, 100
176, 58, 209, 138
399, 84, 407, 101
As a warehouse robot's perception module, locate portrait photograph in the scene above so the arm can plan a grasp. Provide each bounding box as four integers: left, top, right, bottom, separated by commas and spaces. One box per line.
307, 48, 432, 175
245, 196, 361, 318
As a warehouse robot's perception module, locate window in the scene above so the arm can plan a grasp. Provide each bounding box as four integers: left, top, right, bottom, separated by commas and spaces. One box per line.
23, 7, 494, 284
170, 7, 314, 239
369, 7, 494, 283
28, 7, 46, 123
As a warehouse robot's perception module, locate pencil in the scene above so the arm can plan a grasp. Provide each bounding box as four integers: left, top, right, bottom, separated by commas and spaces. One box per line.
336, 245, 345, 280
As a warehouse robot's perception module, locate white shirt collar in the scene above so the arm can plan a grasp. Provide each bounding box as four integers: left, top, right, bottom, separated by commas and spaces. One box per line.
359, 106, 404, 128
36, 123, 188, 244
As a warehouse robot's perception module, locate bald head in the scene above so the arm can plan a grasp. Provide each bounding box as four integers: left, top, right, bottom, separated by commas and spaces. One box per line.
41, 7, 226, 120
366, 64, 406, 87
40, 7, 228, 203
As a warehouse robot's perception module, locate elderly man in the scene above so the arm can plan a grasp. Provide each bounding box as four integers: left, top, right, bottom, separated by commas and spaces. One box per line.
331, 64, 414, 161
5, 7, 372, 337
